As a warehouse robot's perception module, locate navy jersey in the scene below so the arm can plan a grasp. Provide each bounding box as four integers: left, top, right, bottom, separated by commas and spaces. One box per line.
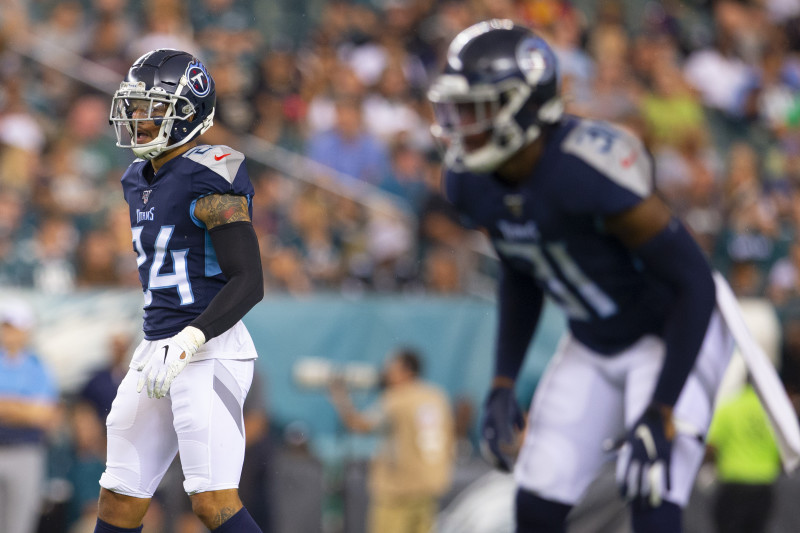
446, 116, 675, 354
121, 145, 254, 340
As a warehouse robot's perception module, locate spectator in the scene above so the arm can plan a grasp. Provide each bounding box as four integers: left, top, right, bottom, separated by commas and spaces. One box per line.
707, 383, 782, 533
379, 142, 429, 213
682, 1, 761, 149
0, 77, 46, 198
14, 216, 78, 293
362, 62, 431, 150
423, 246, 462, 294
640, 58, 707, 150
714, 143, 787, 275
0, 298, 59, 533
305, 63, 366, 135
548, 5, 594, 114
748, 35, 800, 139
126, 0, 196, 60
78, 331, 133, 422
329, 348, 455, 533
75, 230, 123, 287
768, 242, 800, 305
239, 370, 275, 532
62, 401, 107, 531
306, 95, 391, 186
32, 1, 89, 61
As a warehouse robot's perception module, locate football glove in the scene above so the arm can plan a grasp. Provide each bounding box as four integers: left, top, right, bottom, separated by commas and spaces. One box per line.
480, 386, 525, 472
136, 326, 205, 399
617, 403, 675, 508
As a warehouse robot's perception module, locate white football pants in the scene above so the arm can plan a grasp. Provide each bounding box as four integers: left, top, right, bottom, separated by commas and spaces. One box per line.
514, 310, 733, 507
100, 354, 254, 497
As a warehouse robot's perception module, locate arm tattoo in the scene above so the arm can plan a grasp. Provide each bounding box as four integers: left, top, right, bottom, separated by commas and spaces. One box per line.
194, 194, 250, 230
211, 507, 239, 528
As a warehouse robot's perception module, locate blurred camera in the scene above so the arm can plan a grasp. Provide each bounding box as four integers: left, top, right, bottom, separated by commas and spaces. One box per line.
293, 357, 380, 390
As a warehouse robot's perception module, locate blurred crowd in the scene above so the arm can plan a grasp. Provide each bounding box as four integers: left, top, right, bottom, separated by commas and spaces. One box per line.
0, 0, 799, 301
0, 0, 797, 303
4, 0, 800, 530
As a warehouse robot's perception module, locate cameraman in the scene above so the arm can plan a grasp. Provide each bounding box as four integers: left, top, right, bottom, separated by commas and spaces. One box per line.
329, 348, 455, 533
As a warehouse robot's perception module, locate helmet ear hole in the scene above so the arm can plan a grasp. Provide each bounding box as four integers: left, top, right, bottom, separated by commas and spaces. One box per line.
496, 129, 514, 147
499, 91, 511, 107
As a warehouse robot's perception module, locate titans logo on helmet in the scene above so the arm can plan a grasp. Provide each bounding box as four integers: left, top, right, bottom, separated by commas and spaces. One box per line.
185, 60, 211, 97
516, 37, 557, 86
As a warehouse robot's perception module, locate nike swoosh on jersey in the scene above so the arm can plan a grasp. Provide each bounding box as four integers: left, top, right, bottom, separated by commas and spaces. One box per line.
214, 153, 232, 161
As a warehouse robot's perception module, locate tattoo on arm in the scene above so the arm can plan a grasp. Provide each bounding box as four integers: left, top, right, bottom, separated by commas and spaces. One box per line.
211, 507, 239, 528
194, 194, 250, 229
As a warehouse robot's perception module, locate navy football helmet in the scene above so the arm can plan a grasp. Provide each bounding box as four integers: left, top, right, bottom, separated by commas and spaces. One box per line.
110, 49, 215, 160
427, 19, 563, 173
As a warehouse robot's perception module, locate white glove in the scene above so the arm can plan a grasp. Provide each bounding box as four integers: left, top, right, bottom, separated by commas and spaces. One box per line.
136, 326, 206, 398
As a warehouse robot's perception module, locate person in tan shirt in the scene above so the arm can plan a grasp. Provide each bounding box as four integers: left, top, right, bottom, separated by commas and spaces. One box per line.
330, 348, 455, 533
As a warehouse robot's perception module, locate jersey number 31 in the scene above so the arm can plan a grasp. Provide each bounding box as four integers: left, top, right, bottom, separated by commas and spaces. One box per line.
497, 240, 617, 321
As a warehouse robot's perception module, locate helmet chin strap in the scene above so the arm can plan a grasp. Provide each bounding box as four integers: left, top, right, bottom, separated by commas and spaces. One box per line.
133, 143, 168, 160
134, 108, 212, 160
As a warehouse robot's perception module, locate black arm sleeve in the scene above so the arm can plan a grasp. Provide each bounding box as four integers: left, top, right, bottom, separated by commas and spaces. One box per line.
494, 259, 544, 381
189, 221, 264, 340
634, 218, 716, 407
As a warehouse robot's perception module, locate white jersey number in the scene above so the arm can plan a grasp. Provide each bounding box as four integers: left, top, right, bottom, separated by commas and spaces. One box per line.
496, 240, 617, 321
132, 225, 194, 306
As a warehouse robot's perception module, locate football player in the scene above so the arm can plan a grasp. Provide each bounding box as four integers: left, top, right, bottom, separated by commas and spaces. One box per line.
428, 20, 735, 533
95, 49, 264, 533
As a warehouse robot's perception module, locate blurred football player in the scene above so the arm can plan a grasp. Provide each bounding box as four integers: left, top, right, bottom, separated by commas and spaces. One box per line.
428, 20, 734, 533
96, 49, 264, 533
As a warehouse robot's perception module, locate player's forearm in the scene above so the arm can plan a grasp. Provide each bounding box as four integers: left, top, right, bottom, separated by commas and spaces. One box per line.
330, 393, 375, 433
635, 219, 716, 407
339, 410, 376, 433
190, 221, 264, 340
494, 260, 544, 384
0, 399, 58, 430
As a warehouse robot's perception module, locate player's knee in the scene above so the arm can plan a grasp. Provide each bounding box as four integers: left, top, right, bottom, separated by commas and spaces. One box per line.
190, 489, 243, 527
515, 489, 571, 533
190, 493, 219, 523
97, 488, 150, 527
631, 501, 682, 533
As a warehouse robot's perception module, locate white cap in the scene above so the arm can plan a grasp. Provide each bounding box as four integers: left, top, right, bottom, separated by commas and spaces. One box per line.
0, 298, 36, 331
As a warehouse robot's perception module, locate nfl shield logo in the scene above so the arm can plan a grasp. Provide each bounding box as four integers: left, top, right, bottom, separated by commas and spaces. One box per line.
504, 194, 524, 218
142, 189, 152, 204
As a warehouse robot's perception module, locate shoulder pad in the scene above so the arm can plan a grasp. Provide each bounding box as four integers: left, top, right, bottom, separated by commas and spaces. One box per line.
561, 120, 653, 197
183, 145, 245, 184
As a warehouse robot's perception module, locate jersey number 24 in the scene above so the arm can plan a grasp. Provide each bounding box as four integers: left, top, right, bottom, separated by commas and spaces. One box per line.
132, 225, 194, 306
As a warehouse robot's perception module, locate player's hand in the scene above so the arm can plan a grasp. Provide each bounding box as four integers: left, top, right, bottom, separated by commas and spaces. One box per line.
480, 385, 525, 472
617, 403, 675, 507
136, 326, 205, 399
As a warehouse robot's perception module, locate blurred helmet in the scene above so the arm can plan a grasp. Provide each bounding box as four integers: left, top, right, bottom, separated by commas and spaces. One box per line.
427, 19, 563, 173
109, 49, 215, 160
